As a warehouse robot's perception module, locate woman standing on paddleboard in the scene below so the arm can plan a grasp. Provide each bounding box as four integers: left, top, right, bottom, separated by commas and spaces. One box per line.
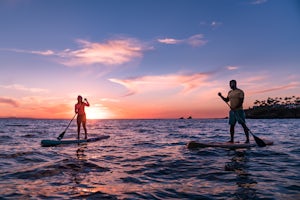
75, 95, 90, 140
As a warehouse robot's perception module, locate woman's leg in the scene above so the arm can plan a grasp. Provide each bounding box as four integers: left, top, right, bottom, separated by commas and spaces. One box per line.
77, 117, 81, 140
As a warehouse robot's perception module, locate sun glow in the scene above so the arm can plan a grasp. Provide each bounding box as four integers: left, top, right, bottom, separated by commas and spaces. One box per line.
85, 105, 112, 119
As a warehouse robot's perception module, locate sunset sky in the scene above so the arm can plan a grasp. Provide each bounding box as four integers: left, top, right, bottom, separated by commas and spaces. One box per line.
0, 0, 299, 119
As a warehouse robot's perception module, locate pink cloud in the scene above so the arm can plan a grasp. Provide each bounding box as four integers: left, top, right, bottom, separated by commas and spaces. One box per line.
252, 82, 299, 94
109, 72, 212, 96
59, 38, 146, 66
3, 38, 148, 67
0, 84, 47, 93
0, 97, 19, 107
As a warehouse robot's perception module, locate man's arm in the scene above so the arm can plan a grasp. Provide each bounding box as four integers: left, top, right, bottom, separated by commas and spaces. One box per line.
218, 92, 229, 102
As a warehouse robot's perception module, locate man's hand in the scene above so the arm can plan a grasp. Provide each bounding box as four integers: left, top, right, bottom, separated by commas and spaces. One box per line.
218, 92, 229, 102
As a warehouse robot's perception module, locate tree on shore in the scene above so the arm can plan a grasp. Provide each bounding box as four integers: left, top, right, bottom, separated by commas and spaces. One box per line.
252, 96, 300, 108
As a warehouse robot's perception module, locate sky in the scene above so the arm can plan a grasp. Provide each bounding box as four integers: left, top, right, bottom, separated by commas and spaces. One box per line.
0, 0, 299, 119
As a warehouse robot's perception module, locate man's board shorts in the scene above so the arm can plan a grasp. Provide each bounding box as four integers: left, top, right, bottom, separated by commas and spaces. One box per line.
77, 114, 87, 123
229, 110, 246, 125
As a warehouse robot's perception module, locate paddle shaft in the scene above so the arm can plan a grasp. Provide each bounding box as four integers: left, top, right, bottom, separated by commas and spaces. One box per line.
64, 113, 77, 132
57, 113, 77, 140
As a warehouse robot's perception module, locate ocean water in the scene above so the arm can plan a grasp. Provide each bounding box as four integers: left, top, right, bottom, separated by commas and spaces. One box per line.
0, 118, 299, 200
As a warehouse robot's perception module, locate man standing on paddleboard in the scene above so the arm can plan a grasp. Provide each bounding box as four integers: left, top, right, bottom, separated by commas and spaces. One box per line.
75, 95, 90, 140
218, 80, 250, 143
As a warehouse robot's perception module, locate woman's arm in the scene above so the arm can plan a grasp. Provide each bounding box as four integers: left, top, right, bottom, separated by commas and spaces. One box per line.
84, 98, 90, 107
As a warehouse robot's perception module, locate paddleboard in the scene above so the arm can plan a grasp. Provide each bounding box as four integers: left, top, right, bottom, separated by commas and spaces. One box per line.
187, 140, 273, 149
41, 135, 110, 147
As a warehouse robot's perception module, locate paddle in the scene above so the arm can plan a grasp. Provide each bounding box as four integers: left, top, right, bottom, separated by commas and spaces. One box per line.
57, 113, 77, 140
223, 101, 266, 147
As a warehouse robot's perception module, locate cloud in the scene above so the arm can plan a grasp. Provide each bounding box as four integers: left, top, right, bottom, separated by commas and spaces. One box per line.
101, 98, 120, 103
244, 75, 268, 83
0, 84, 47, 93
200, 21, 222, 29
0, 97, 19, 107
1, 48, 55, 56
210, 21, 222, 29
109, 72, 212, 96
157, 34, 207, 47
226, 66, 239, 70
39, 103, 71, 114
31, 50, 55, 56
58, 38, 147, 66
157, 38, 181, 45
252, 82, 299, 94
3, 37, 149, 67
186, 34, 207, 47
250, 0, 267, 5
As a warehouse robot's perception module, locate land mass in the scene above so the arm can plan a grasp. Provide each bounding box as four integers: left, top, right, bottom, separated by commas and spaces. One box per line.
245, 106, 300, 119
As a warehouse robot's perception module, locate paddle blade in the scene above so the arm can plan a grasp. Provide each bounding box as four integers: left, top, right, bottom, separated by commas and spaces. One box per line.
252, 134, 266, 147
57, 131, 65, 140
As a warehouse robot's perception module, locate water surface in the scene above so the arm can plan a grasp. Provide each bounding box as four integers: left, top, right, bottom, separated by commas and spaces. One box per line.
0, 118, 299, 199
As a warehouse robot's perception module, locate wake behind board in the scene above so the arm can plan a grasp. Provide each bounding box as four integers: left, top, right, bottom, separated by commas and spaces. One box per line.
41, 135, 110, 147
187, 140, 273, 149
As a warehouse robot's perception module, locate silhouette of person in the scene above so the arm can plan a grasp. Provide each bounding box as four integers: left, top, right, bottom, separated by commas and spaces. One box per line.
75, 95, 90, 140
218, 80, 249, 143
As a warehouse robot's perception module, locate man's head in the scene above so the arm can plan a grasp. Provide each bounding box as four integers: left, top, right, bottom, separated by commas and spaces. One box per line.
229, 80, 237, 90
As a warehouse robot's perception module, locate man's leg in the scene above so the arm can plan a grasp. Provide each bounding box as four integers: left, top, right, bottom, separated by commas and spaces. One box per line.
236, 110, 249, 143
229, 110, 236, 143
229, 125, 235, 142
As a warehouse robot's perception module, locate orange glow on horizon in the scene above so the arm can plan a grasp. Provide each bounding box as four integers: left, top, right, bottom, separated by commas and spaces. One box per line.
85, 105, 114, 119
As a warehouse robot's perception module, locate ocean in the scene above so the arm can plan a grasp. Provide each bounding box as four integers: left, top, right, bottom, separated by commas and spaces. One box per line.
0, 118, 299, 199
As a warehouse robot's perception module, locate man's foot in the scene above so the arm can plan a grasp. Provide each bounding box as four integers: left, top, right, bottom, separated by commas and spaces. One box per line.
245, 139, 250, 143
227, 140, 234, 143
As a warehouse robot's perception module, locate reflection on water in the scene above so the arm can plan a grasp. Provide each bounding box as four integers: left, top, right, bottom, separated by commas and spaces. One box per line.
0, 118, 299, 199
76, 144, 87, 160
225, 150, 258, 199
